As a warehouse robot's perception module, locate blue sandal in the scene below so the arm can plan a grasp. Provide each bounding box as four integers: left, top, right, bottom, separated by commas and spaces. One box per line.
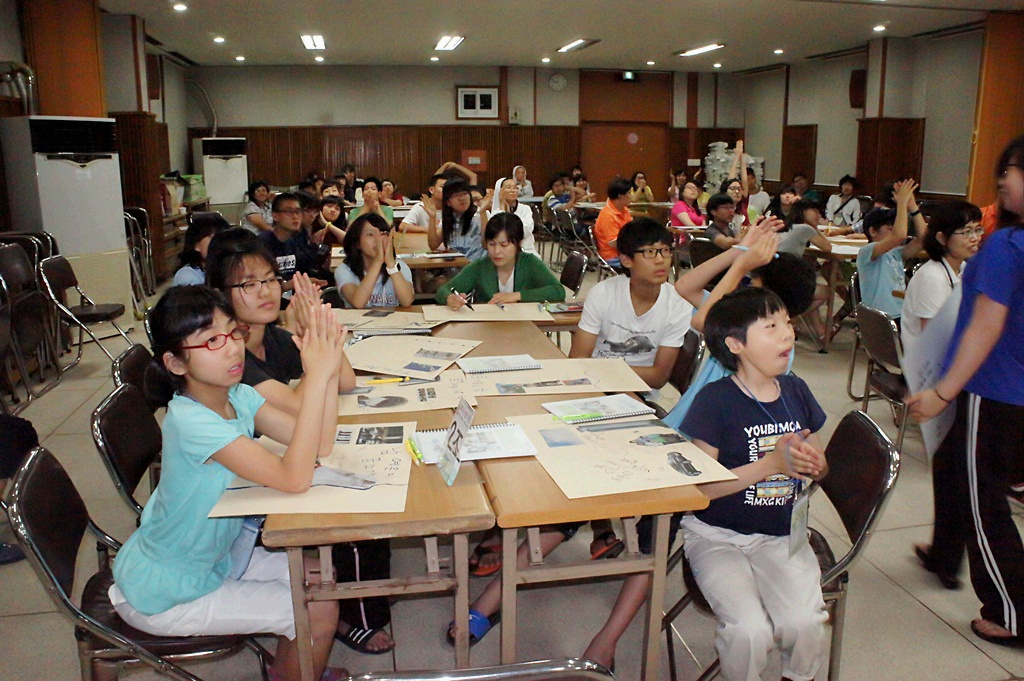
446, 608, 500, 646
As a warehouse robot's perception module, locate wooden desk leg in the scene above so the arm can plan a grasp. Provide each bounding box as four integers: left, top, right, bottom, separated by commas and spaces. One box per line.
500, 527, 519, 664
823, 260, 839, 353
453, 533, 470, 668
287, 547, 315, 681
641, 514, 671, 681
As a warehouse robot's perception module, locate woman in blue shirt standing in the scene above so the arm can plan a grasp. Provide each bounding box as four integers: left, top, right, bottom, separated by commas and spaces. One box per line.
908, 136, 1024, 647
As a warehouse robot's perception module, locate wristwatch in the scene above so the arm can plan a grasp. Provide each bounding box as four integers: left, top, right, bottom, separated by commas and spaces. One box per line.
386, 265, 400, 275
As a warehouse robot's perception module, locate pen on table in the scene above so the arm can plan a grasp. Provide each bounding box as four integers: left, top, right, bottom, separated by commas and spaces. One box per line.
404, 439, 423, 466
731, 245, 780, 259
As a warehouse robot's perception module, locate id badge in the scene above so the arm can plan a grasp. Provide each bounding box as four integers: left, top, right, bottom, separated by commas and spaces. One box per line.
789, 487, 810, 559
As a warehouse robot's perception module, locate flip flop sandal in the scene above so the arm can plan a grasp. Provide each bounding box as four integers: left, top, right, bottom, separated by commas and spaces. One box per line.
469, 543, 502, 577
971, 619, 1024, 648
446, 608, 501, 646
590, 531, 625, 560
335, 626, 395, 655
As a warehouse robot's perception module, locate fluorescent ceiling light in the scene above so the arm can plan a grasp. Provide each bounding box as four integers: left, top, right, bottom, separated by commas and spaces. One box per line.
301, 35, 326, 50
173, 3, 187, 11
873, 25, 886, 32
558, 38, 600, 53
774, 49, 784, 54
430, 56, 440, 61
713, 63, 722, 68
314, 56, 324, 62
213, 36, 225, 43
679, 43, 724, 57
435, 36, 464, 51
235, 56, 245, 61
646, 61, 655, 65
541, 57, 551, 63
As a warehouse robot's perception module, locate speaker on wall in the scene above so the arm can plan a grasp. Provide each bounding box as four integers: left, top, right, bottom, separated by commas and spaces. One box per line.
849, 69, 867, 109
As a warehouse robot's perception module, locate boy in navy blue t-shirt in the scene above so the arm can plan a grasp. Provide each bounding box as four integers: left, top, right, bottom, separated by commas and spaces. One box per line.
584, 288, 829, 680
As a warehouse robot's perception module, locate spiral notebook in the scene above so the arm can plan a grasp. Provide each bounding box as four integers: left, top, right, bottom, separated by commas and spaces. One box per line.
410, 423, 537, 464
542, 393, 655, 424
455, 354, 542, 374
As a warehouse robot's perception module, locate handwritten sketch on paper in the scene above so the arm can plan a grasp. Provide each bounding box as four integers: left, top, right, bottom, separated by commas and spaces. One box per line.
421, 303, 554, 323
333, 309, 442, 334
209, 423, 415, 517
446, 358, 650, 396
338, 376, 477, 416
507, 414, 735, 499
345, 335, 481, 379
902, 282, 961, 459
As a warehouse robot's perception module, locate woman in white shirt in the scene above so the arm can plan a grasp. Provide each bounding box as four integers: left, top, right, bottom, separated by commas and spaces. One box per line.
901, 201, 982, 353
491, 176, 537, 254
825, 175, 862, 226
334, 213, 414, 308
240, 181, 273, 233
512, 165, 534, 199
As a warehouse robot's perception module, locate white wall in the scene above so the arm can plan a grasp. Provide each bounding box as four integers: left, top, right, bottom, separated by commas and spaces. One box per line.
534, 68, 578, 125
0, 0, 22, 63
101, 14, 144, 113
672, 72, 688, 128
789, 54, 865, 186
741, 69, 786, 180
697, 73, 715, 127
882, 39, 916, 118
506, 66, 534, 125
866, 38, 883, 118
186, 65, 502, 127
910, 30, 983, 195
716, 73, 745, 129
161, 60, 189, 173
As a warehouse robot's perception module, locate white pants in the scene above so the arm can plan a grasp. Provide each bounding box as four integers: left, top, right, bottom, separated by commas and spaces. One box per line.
109, 547, 297, 640
682, 517, 827, 681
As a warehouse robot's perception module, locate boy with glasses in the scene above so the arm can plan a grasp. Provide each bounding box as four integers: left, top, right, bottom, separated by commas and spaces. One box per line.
259, 193, 328, 292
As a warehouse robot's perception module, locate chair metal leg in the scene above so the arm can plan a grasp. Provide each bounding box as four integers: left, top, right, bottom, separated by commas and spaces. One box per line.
861, 360, 874, 412
845, 335, 865, 401
827, 592, 847, 681
895, 405, 909, 453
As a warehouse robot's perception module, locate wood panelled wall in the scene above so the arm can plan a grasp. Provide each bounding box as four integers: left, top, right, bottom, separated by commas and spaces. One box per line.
856, 118, 925, 198
579, 71, 674, 124
114, 112, 172, 277
187, 126, 581, 196
780, 125, 818, 187
0, 97, 24, 233
668, 128, 744, 175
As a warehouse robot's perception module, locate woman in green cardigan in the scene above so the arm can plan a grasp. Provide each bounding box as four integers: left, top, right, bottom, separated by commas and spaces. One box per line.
436, 212, 565, 308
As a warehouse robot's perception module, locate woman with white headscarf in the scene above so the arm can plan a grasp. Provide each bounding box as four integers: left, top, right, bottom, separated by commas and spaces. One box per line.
512, 165, 534, 199
491, 176, 536, 254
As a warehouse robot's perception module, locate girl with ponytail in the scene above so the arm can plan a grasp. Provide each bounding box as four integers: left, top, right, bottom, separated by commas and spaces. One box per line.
117, 285, 349, 681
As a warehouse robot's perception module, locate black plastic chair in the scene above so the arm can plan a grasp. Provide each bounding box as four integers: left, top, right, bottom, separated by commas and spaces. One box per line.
91, 384, 162, 516
111, 344, 152, 395
38, 255, 135, 367
642, 329, 705, 418
857, 304, 910, 452
687, 237, 724, 269
320, 286, 346, 309
0, 245, 61, 398
664, 410, 901, 681
1, 447, 271, 681
559, 251, 587, 299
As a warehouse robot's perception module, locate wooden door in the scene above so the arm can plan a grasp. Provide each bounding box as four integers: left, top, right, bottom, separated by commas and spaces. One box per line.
580, 124, 669, 202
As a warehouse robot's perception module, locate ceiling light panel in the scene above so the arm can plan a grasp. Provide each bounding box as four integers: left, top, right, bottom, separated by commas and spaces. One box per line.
678, 43, 724, 57
301, 35, 326, 50
435, 36, 464, 51
558, 38, 600, 53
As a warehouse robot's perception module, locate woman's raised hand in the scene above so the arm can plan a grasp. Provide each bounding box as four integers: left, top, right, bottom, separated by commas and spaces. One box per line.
382, 231, 397, 268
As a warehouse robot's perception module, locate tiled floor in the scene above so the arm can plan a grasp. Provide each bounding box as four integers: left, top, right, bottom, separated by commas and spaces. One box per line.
3, 277, 1024, 681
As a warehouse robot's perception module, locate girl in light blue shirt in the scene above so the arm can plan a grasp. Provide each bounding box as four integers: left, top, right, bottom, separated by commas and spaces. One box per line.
109, 286, 348, 681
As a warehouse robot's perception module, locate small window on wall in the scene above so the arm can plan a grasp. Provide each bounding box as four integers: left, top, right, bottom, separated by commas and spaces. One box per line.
457, 87, 499, 119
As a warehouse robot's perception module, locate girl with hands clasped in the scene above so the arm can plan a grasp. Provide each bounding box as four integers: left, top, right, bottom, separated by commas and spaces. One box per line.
109, 287, 346, 681
335, 213, 414, 308
905, 136, 1024, 646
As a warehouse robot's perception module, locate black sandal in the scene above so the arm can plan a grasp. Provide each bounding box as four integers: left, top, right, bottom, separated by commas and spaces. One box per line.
335, 626, 395, 655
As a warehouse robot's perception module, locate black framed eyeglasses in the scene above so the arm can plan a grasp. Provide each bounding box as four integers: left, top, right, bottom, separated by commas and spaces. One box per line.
229, 276, 282, 295
634, 246, 672, 260
181, 324, 250, 351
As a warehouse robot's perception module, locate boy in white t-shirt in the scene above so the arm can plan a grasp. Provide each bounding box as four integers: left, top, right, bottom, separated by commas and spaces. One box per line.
398, 173, 446, 234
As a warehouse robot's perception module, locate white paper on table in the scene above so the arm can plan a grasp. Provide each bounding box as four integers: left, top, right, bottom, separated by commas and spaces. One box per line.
507, 414, 735, 499
901, 282, 961, 460
209, 423, 415, 517
825, 244, 862, 257
345, 335, 481, 379
333, 309, 442, 332
445, 358, 650, 396
421, 303, 554, 322
339, 376, 476, 415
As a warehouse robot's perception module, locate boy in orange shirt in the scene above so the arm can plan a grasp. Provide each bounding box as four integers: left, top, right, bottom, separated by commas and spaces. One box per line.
594, 177, 634, 267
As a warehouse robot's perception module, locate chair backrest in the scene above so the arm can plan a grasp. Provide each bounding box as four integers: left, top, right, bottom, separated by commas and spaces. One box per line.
553, 209, 576, 236
0, 233, 42, 268
124, 207, 150, 237
856, 304, 903, 372
856, 196, 874, 217
818, 410, 900, 583
39, 255, 79, 296
112, 343, 152, 393
560, 251, 587, 297
688, 238, 724, 269
668, 329, 705, 395
320, 286, 346, 309
3, 447, 90, 597
0, 243, 37, 295
91, 385, 162, 515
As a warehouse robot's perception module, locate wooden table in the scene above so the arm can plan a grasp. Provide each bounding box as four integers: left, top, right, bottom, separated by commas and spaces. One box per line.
331, 233, 471, 271
434, 322, 709, 681
806, 241, 861, 353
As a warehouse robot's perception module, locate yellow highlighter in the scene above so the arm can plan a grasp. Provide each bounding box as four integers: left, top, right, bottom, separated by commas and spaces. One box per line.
404, 438, 424, 466
366, 377, 406, 385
